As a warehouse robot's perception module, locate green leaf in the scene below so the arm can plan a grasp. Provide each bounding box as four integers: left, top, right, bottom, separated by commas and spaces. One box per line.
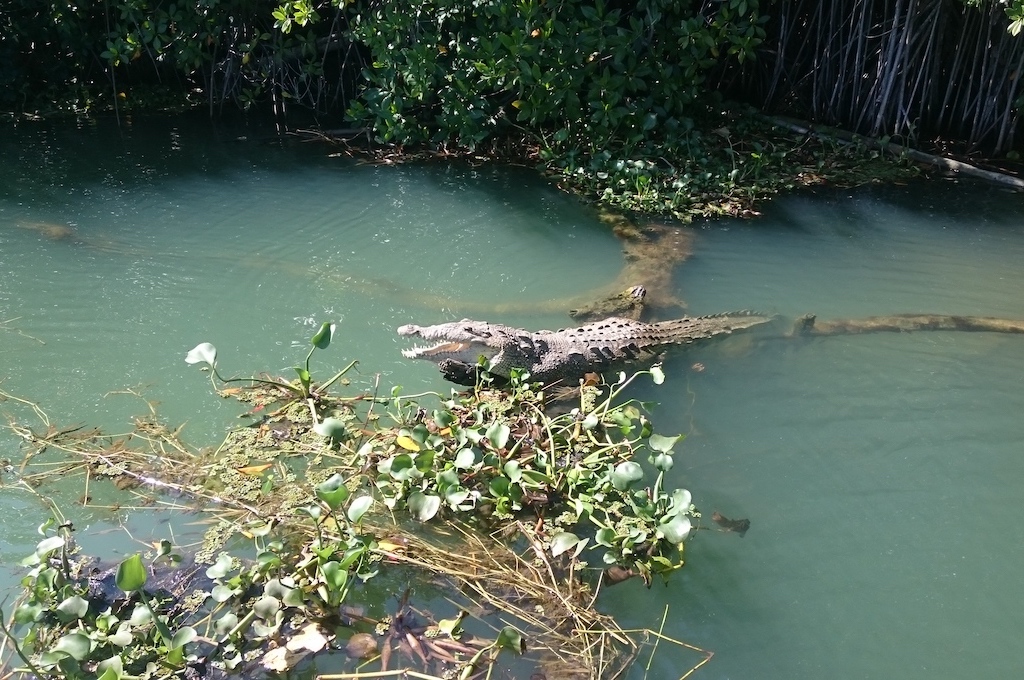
35, 535, 65, 557
433, 410, 456, 428
170, 626, 197, 650
658, 514, 692, 544
347, 495, 374, 523
314, 417, 349, 441
14, 601, 43, 624
549, 532, 581, 557
53, 632, 92, 661
502, 460, 522, 483
486, 421, 510, 449
211, 584, 236, 603
108, 624, 134, 647
97, 655, 124, 679
670, 488, 692, 512
56, 595, 89, 620
254, 595, 281, 621
488, 475, 510, 498
310, 321, 336, 349
385, 453, 417, 481
594, 527, 617, 548
651, 452, 674, 471
408, 491, 441, 521
293, 366, 311, 392
321, 561, 348, 591
445, 486, 470, 508
610, 461, 644, 491
185, 342, 217, 367
437, 611, 466, 638
494, 626, 526, 654
205, 553, 235, 579
214, 612, 239, 637
129, 604, 152, 627
454, 447, 477, 469
648, 433, 682, 452
316, 473, 351, 511
115, 554, 147, 593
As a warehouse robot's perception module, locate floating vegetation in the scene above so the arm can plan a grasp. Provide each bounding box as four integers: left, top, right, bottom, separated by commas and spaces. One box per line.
0, 324, 716, 679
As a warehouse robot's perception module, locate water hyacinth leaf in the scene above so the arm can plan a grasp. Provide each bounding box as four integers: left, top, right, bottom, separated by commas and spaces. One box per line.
56, 595, 89, 620
108, 623, 134, 647
129, 604, 152, 627
433, 409, 456, 428
445, 486, 470, 507
95, 611, 118, 632
437, 611, 466, 638
489, 475, 510, 498
408, 491, 441, 521
502, 460, 522, 482
254, 595, 281, 621
310, 322, 336, 349
386, 454, 416, 481
486, 421, 510, 449
211, 584, 237, 603
115, 554, 147, 593
170, 626, 197, 650
648, 433, 682, 453
206, 553, 235, 579
15, 601, 43, 624
97, 655, 124, 679
671, 488, 692, 512
494, 626, 526, 654
315, 473, 350, 511
214, 612, 239, 637
35, 535, 65, 557
436, 468, 460, 489
53, 632, 92, 660
185, 342, 217, 367
321, 561, 348, 591
314, 417, 349, 441
414, 450, 436, 473
293, 366, 311, 391
651, 452, 674, 472
549, 532, 581, 557
347, 495, 374, 523
454, 447, 477, 469
610, 461, 644, 491
658, 514, 692, 544
594, 527, 617, 547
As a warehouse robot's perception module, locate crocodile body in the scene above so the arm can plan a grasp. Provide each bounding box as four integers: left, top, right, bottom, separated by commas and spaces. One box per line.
398, 312, 774, 384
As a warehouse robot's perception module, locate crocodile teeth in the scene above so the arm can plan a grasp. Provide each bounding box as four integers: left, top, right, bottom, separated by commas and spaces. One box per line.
401, 341, 473, 358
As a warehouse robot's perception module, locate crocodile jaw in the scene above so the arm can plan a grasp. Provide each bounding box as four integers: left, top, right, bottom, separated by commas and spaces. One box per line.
397, 323, 499, 363
400, 340, 498, 363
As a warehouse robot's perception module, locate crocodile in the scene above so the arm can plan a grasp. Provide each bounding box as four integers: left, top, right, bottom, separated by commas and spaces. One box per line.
398, 311, 775, 385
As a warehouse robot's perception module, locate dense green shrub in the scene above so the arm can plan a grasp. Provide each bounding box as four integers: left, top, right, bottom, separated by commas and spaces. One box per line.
345, 0, 765, 156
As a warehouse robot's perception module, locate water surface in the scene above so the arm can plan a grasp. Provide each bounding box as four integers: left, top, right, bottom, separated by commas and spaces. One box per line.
2, 117, 1023, 678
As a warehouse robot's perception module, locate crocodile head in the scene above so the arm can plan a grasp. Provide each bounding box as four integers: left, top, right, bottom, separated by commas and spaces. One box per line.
397, 319, 510, 366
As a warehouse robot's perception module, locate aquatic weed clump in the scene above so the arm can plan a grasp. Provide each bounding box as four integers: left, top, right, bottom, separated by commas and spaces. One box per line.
0, 327, 714, 679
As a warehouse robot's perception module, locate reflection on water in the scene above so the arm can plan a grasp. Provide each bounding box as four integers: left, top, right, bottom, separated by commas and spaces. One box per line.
3, 117, 1024, 678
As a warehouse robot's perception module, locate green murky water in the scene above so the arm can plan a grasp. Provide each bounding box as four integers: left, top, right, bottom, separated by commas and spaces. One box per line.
3, 117, 1023, 678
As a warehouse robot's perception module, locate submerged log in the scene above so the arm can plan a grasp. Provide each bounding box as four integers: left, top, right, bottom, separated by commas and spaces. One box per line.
792, 313, 1024, 337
